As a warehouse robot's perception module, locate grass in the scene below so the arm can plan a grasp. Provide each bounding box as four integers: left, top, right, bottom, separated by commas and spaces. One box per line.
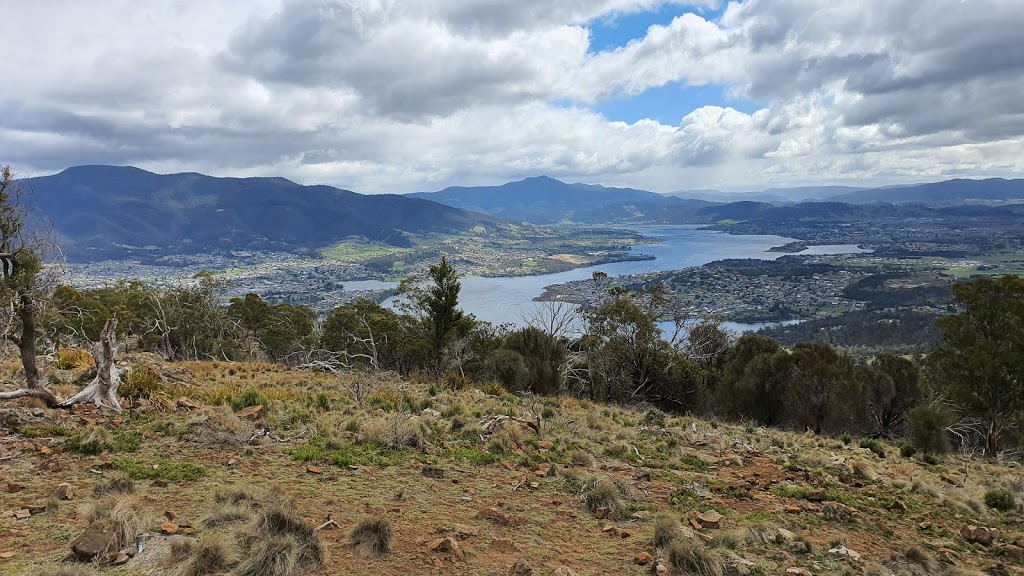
112, 456, 206, 481
6, 358, 1024, 576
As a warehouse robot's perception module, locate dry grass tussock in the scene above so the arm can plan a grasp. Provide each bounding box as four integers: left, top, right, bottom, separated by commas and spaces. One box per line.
187, 404, 254, 448
81, 493, 152, 551
21, 566, 100, 576
667, 538, 723, 576
169, 484, 324, 576
349, 519, 393, 557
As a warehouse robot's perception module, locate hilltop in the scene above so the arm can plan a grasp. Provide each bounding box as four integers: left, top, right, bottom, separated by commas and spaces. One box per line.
1, 359, 1021, 576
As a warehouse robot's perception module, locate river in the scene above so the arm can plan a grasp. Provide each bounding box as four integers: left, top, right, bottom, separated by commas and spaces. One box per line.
346, 226, 870, 332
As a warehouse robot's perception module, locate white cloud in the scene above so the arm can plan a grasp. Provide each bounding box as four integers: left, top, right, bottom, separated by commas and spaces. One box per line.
1, 0, 1023, 193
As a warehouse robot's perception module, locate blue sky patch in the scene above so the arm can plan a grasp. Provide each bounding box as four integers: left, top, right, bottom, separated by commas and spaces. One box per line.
595, 82, 761, 125
586, 3, 726, 53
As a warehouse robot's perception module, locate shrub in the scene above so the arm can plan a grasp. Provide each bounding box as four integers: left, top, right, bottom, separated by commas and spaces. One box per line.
308, 392, 331, 412
840, 434, 852, 445
666, 539, 723, 576
984, 488, 1016, 512
366, 389, 400, 412
349, 519, 393, 557
232, 388, 269, 411
53, 348, 95, 371
907, 404, 951, 455
859, 438, 886, 459
643, 408, 667, 428
120, 365, 163, 400
480, 380, 509, 397
900, 444, 917, 458
441, 371, 471, 391
483, 348, 530, 391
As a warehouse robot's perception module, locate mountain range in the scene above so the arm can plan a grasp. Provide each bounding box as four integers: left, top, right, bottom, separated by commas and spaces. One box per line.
16, 165, 1024, 262
20, 165, 498, 261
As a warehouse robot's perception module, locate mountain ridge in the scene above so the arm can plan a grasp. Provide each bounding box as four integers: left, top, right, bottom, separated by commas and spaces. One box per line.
20, 165, 500, 261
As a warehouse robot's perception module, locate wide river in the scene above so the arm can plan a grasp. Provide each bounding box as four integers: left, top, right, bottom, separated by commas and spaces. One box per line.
347, 226, 870, 332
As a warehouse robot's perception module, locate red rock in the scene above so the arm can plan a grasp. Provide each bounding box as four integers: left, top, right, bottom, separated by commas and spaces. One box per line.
112, 550, 130, 565
306, 466, 323, 475
177, 397, 201, 410
961, 525, 996, 545
160, 522, 179, 535
937, 548, 960, 564
13, 509, 30, 520
697, 510, 723, 529
510, 559, 533, 576
70, 519, 120, 560
52, 483, 73, 500
426, 536, 464, 559
6, 484, 24, 493
594, 508, 609, 520
501, 460, 516, 471
785, 505, 801, 514
601, 524, 617, 534
1005, 545, 1024, 563
806, 489, 827, 502
235, 405, 265, 421
635, 552, 654, 565
152, 479, 169, 488
537, 441, 554, 450
478, 507, 511, 526
452, 523, 478, 539
533, 464, 554, 477
0, 551, 16, 559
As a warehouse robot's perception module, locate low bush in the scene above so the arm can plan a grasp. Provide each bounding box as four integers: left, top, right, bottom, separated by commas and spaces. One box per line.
984, 488, 1016, 512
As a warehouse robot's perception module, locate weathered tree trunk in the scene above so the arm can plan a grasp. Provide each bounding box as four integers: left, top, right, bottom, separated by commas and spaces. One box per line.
60, 319, 123, 412
0, 292, 60, 406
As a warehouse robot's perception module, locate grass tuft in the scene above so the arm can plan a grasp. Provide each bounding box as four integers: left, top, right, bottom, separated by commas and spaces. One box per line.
349, 519, 393, 557
666, 538, 723, 576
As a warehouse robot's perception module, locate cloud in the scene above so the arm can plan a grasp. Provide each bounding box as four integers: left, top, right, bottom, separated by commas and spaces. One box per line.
0, 0, 1023, 193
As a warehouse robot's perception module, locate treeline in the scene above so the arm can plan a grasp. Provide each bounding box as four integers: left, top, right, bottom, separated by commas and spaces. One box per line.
49, 260, 1024, 458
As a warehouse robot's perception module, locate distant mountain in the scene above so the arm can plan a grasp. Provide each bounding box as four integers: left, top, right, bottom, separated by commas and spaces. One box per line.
22, 165, 498, 261
827, 178, 1024, 205
666, 185, 870, 204
408, 176, 675, 224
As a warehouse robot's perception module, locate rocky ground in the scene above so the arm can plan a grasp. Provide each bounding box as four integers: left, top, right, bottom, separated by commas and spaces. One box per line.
0, 358, 1022, 576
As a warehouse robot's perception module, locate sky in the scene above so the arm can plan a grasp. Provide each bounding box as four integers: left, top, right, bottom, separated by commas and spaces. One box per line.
2, 0, 1023, 194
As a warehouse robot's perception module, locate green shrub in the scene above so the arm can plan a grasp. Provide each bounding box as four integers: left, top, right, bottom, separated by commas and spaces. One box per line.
859, 438, 886, 458
308, 393, 331, 412
366, 389, 400, 412
120, 365, 164, 400
984, 488, 1016, 512
480, 380, 509, 397
232, 388, 269, 411
643, 408, 667, 428
900, 444, 917, 458
907, 404, 951, 455
441, 372, 471, 391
